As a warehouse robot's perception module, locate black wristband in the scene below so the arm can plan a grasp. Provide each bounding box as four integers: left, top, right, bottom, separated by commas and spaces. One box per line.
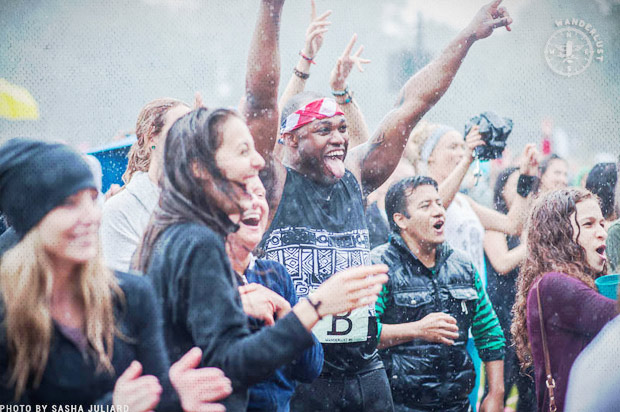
304, 296, 322, 320
517, 174, 538, 197
293, 68, 309, 80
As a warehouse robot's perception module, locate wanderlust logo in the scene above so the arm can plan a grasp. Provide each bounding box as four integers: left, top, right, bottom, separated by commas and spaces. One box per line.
544, 18, 605, 77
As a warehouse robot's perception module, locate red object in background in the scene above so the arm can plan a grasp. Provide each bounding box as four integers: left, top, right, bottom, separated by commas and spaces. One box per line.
542, 138, 551, 155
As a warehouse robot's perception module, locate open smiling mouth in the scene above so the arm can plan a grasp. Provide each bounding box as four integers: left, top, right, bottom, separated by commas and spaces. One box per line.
323, 149, 346, 179
433, 220, 444, 231
241, 212, 260, 227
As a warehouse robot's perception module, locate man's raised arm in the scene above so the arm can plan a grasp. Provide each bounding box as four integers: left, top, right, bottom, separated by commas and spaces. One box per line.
242, 0, 285, 161
347, 0, 512, 194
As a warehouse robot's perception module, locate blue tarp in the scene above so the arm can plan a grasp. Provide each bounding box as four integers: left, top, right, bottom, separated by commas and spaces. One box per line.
87, 135, 136, 193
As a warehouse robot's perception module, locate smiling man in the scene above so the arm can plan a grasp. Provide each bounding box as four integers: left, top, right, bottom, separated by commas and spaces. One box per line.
241, 0, 514, 409
371, 176, 505, 412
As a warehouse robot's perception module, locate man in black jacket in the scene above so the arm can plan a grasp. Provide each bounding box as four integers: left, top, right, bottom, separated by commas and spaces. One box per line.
372, 176, 505, 412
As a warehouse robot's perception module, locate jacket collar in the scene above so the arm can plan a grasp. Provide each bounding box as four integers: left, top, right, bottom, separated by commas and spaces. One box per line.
389, 232, 453, 271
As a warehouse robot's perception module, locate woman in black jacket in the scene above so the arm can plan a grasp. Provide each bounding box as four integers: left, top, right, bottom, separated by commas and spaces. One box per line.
0, 138, 231, 411
134, 107, 388, 411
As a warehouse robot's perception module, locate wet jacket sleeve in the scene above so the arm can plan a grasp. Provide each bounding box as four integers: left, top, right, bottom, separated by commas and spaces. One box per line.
471, 267, 505, 362
375, 284, 389, 342
278, 265, 324, 383
184, 235, 314, 387
120, 274, 180, 411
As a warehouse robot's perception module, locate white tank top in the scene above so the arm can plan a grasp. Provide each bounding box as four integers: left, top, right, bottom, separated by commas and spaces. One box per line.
445, 193, 486, 286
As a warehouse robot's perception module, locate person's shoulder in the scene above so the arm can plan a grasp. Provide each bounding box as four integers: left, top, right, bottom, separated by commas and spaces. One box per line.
163, 222, 224, 245
102, 187, 136, 216
115, 270, 155, 296
370, 241, 393, 263
608, 219, 620, 235
254, 258, 286, 274
443, 245, 476, 273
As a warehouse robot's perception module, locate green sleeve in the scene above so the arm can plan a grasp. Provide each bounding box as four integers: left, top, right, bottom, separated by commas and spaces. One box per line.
375, 284, 389, 342
471, 267, 505, 361
607, 220, 620, 273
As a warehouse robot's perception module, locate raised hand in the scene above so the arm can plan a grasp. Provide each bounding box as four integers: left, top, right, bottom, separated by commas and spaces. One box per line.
463, 125, 485, 163
311, 264, 389, 316
113, 361, 162, 412
302, 0, 332, 60
466, 0, 513, 41
329, 33, 371, 92
169, 347, 232, 412
238, 282, 292, 325
414, 312, 460, 345
519, 143, 540, 176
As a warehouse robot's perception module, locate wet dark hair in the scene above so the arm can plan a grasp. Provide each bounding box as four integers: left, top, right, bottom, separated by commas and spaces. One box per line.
280, 91, 326, 129
493, 167, 519, 214
539, 153, 565, 176
585, 162, 617, 220
534, 153, 567, 193
385, 176, 439, 233
134, 107, 245, 272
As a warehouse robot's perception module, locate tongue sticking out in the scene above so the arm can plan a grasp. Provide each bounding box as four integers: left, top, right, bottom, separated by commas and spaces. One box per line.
324, 156, 345, 179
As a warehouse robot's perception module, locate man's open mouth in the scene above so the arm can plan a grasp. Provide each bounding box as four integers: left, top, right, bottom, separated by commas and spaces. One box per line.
325, 149, 345, 161
433, 220, 445, 230
323, 149, 346, 179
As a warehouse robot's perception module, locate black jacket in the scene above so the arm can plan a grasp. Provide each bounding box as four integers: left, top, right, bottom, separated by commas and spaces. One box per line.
145, 222, 314, 411
372, 234, 504, 410
0, 272, 180, 410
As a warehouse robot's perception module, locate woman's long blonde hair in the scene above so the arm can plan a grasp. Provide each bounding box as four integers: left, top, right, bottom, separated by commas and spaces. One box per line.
0, 227, 123, 400
122, 98, 189, 184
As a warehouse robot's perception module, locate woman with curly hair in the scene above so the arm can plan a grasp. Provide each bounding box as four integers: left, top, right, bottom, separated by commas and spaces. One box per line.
511, 188, 617, 412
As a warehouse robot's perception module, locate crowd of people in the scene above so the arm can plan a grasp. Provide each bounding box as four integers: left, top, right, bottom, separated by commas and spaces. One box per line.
0, 1, 619, 411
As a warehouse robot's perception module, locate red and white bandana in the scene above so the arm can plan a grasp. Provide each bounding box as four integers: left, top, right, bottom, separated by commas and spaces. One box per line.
280, 98, 344, 134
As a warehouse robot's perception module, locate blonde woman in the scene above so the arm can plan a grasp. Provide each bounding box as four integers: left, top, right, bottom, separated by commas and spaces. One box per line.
101, 98, 190, 271
0, 138, 231, 411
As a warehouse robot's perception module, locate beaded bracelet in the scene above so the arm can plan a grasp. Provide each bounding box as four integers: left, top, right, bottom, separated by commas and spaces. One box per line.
293, 68, 310, 80
299, 50, 316, 64
331, 86, 349, 97
332, 86, 353, 105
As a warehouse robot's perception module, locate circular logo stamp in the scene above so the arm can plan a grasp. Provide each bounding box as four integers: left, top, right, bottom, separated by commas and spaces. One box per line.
544, 19, 605, 77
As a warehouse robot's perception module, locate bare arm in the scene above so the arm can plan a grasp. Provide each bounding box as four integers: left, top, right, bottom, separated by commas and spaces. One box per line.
438, 126, 483, 209
242, 0, 285, 161
346, 0, 513, 194
329, 34, 371, 149
467, 195, 526, 236
466, 143, 539, 236
378, 312, 459, 350
480, 360, 505, 412
278, 1, 331, 114
484, 231, 526, 275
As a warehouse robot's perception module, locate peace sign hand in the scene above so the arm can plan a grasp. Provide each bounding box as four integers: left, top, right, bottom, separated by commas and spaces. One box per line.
329, 33, 371, 92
